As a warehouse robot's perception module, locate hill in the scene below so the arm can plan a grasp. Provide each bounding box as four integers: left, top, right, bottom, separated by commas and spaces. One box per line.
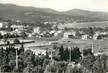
0, 4, 108, 23
63, 9, 108, 20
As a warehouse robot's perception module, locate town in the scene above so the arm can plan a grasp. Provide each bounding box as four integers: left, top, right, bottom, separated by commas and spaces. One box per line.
0, 17, 108, 73
0, 1, 108, 73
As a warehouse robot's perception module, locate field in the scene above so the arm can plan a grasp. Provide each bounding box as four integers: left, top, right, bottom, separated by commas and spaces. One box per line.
22, 37, 108, 56
57, 21, 108, 56
58, 21, 108, 29
4, 37, 108, 55
58, 38, 108, 53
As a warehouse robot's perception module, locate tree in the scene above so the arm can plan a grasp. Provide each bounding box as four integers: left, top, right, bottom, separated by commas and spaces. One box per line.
58, 45, 65, 61
14, 39, 20, 44
97, 35, 102, 40
24, 50, 35, 68
0, 47, 4, 66
3, 34, 8, 42
83, 48, 94, 56
1, 64, 11, 72
71, 47, 81, 62
44, 61, 67, 73
45, 51, 49, 59
75, 31, 81, 39
65, 65, 83, 73
43, 59, 50, 69
23, 66, 32, 73
18, 42, 24, 55
6, 41, 10, 45
0, 33, 3, 39
8, 60, 16, 71
21, 32, 27, 39
92, 54, 106, 73
64, 48, 69, 61
32, 66, 44, 73
4, 47, 9, 64
88, 27, 95, 38
81, 49, 95, 73
53, 44, 58, 50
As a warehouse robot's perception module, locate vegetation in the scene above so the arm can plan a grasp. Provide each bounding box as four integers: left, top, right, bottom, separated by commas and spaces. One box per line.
0, 42, 50, 73
0, 42, 107, 73
53, 45, 81, 62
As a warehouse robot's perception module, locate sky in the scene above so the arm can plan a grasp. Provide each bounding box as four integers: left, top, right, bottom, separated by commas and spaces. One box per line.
0, 0, 108, 12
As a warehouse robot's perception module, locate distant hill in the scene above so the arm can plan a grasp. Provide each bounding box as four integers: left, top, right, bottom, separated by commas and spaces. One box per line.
62, 9, 108, 20
0, 4, 108, 23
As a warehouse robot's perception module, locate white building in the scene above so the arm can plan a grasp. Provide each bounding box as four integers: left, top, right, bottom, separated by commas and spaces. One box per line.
11, 25, 25, 29
54, 30, 62, 36
25, 32, 33, 37
0, 30, 11, 35
33, 27, 40, 34
0, 22, 8, 28
94, 52, 103, 56
0, 23, 3, 28
81, 34, 89, 40
25, 48, 46, 55
64, 32, 71, 38
63, 31, 76, 38
13, 29, 23, 34
93, 34, 99, 40
49, 30, 56, 34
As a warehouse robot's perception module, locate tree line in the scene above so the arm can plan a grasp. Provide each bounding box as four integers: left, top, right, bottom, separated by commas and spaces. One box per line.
0, 43, 107, 73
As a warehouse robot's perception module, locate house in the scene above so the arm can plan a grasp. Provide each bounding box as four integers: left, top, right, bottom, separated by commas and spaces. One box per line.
64, 32, 71, 38
49, 30, 56, 34
94, 51, 104, 56
0, 30, 12, 35
93, 34, 98, 40
33, 27, 40, 34
54, 32, 59, 36
93, 31, 108, 40
14, 29, 23, 33
27, 33, 32, 37
63, 31, 76, 38
49, 30, 62, 36
95, 31, 107, 35
0, 23, 3, 28
25, 48, 47, 55
81, 34, 89, 40
11, 25, 25, 29
0, 22, 8, 28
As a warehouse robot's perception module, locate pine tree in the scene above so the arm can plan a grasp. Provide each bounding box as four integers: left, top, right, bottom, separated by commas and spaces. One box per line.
59, 45, 64, 61
71, 47, 81, 62
64, 48, 69, 61
18, 42, 24, 55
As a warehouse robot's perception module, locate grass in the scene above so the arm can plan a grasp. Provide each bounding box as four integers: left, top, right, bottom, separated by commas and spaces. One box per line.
58, 21, 108, 29
57, 38, 108, 54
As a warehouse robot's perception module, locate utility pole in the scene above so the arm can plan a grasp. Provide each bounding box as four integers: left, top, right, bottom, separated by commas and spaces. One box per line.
16, 49, 18, 70
98, 42, 101, 52
91, 43, 94, 53
51, 49, 53, 61
69, 47, 72, 62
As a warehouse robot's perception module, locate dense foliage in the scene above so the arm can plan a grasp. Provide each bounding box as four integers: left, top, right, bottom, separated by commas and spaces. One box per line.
0, 43, 107, 73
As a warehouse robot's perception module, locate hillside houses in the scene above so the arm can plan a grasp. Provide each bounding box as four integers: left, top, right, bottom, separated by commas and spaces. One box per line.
0, 30, 12, 35
32, 26, 62, 38
62, 29, 108, 40
0, 19, 108, 40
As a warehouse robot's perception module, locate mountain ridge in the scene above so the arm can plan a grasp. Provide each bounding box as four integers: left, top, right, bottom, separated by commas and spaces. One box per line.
0, 4, 108, 23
